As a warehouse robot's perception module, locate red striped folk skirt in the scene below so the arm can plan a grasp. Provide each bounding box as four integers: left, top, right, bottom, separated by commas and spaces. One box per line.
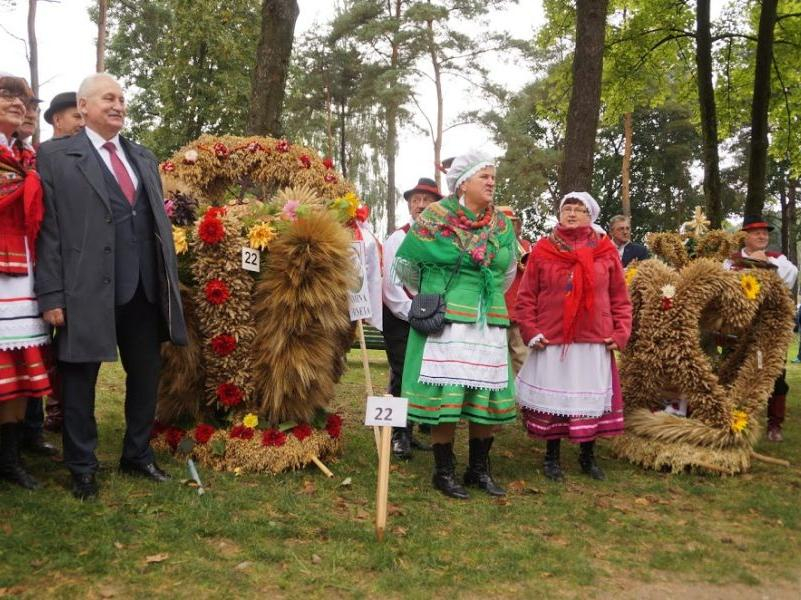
0, 345, 52, 403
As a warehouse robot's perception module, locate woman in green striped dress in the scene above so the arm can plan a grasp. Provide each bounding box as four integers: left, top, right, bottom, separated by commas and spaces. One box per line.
394, 150, 517, 499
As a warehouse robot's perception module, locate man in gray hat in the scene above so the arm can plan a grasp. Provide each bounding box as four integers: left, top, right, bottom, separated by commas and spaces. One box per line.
44, 91, 84, 139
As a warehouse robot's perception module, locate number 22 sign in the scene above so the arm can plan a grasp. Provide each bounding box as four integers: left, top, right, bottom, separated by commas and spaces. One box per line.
241, 247, 260, 272
364, 396, 408, 428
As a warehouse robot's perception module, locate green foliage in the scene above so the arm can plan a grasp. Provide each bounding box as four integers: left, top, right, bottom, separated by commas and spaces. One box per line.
104, 0, 261, 159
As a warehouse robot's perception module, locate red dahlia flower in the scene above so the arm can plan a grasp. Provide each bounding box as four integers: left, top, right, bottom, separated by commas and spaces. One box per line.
262, 429, 287, 447
210, 334, 237, 356
204, 279, 230, 305
194, 423, 215, 444
216, 382, 243, 407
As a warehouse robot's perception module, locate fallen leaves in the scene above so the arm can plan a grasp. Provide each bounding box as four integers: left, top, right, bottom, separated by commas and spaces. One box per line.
301, 480, 317, 495
144, 553, 169, 565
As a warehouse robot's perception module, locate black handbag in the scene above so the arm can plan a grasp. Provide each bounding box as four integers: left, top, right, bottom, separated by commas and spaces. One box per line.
408, 252, 464, 335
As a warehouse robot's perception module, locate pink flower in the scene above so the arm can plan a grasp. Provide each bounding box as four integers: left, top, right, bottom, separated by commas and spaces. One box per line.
324, 173, 337, 184
276, 139, 290, 153
282, 199, 300, 221
246, 141, 263, 153
470, 246, 486, 262
164, 199, 175, 218
161, 161, 176, 173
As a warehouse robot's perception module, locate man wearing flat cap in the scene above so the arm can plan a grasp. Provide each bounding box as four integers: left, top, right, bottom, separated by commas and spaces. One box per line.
44, 92, 84, 140
724, 215, 798, 442
382, 177, 442, 459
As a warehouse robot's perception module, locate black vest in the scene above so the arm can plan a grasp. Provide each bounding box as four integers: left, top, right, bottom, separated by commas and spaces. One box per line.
95, 147, 159, 306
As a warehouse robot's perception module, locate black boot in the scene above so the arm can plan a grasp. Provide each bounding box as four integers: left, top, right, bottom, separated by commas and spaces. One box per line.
391, 426, 412, 460
410, 424, 431, 451
464, 437, 506, 496
543, 439, 564, 482
431, 442, 469, 499
579, 441, 605, 480
0, 422, 40, 490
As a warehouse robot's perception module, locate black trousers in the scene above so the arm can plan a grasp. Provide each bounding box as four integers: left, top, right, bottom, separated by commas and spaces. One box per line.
60, 285, 162, 475
382, 304, 410, 397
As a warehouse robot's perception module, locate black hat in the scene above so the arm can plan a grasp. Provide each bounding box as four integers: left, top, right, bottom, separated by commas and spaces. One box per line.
44, 92, 78, 124
403, 177, 443, 201
741, 215, 775, 232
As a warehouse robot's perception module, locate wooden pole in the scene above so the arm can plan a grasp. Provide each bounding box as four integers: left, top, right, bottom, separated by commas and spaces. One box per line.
374, 424, 392, 542
356, 319, 381, 452
310, 455, 334, 478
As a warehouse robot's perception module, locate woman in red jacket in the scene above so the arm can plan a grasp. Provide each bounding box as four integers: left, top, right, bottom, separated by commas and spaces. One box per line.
515, 192, 631, 481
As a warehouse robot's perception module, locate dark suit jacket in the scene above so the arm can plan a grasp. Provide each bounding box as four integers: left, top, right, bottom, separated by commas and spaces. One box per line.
621, 242, 649, 267
35, 130, 187, 362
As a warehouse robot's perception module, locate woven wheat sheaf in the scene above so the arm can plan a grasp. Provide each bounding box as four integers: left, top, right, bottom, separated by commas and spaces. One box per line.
614, 258, 794, 475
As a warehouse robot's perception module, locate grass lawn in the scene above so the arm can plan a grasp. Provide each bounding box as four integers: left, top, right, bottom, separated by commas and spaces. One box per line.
1, 349, 800, 598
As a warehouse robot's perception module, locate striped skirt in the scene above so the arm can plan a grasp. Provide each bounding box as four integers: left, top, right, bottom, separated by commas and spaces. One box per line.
402, 321, 517, 426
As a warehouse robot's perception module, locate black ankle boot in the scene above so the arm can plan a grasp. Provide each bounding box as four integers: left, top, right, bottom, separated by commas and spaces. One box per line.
464, 437, 506, 496
391, 426, 412, 460
431, 442, 469, 499
543, 439, 564, 482
579, 441, 605, 480
0, 422, 40, 490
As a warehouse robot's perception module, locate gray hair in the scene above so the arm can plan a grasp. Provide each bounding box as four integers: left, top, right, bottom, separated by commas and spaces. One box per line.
77, 73, 120, 101
609, 214, 629, 228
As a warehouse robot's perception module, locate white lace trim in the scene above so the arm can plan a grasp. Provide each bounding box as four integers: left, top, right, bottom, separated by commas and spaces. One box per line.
418, 374, 508, 391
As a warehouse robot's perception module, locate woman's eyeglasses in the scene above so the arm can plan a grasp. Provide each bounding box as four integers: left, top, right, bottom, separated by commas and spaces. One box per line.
560, 206, 589, 215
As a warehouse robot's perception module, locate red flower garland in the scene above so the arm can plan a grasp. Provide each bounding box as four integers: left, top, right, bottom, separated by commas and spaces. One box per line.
322, 157, 334, 169
229, 424, 254, 440
326, 414, 342, 439
276, 139, 290, 153
298, 154, 312, 169
324, 173, 337, 184
292, 423, 313, 441
262, 428, 287, 447
165, 426, 185, 450
210, 334, 237, 357
161, 161, 176, 173
194, 423, 215, 444
198, 216, 225, 244
204, 279, 230, 305
216, 382, 243, 407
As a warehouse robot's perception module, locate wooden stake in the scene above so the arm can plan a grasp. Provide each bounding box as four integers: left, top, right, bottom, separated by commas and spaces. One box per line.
356, 319, 381, 452
375, 425, 392, 542
310, 455, 334, 478
751, 450, 791, 467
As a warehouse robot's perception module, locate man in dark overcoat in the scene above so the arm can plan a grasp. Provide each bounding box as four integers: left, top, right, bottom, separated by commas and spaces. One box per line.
35, 73, 187, 499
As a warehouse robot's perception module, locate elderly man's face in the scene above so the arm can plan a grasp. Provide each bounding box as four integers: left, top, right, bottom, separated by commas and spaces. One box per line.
53, 107, 84, 137
744, 228, 770, 253
80, 77, 126, 139
610, 220, 631, 245
18, 104, 39, 139
408, 192, 437, 222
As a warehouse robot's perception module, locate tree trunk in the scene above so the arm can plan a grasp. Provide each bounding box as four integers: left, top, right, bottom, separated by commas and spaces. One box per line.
780, 175, 789, 256
788, 179, 798, 263
427, 17, 444, 190
744, 0, 778, 220
96, 0, 108, 72
338, 103, 347, 179
246, 0, 300, 136
27, 0, 39, 146
621, 111, 633, 219
695, 0, 723, 228
385, 0, 402, 236
558, 0, 609, 197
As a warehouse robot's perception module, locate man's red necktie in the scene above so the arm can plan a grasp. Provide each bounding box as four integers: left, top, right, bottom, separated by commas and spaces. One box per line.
102, 141, 135, 205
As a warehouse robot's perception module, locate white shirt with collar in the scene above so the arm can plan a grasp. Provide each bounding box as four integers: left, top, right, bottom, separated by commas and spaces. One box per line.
382, 221, 413, 321
615, 240, 629, 259
84, 126, 139, 190
723, 248, 798, 289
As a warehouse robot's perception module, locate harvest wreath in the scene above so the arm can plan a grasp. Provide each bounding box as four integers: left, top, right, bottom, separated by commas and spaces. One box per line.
614, 219, 794, 475
152, 135, 368, 474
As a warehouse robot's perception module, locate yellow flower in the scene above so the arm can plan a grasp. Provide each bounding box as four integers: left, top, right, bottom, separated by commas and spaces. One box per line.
740, 274, 760, 301
248, 222, 276, 250
242, 413, 259, 429
172, 225, 188, 254
731, 409, 748, 433
624, 266, 638, 287
331, 192, 359, 219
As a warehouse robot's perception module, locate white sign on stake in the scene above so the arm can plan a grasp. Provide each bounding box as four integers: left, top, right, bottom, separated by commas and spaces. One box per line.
348, 241, 372, 321
364, 396, 408, 428
241, 247, 260, 272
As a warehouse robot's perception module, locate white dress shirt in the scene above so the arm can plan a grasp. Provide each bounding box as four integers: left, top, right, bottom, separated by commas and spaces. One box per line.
84, 126, 139, 190
382, 223, 413, 321
723, 248, 798, 289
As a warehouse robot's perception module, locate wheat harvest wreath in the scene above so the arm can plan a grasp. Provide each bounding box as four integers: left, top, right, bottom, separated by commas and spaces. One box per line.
149, 134, 367, 474
613, 226, 795, 475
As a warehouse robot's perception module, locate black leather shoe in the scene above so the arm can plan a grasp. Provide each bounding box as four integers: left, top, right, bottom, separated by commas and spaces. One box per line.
0, 463, 41, 490
119, 460, 171, 482
579, 441, 606, 481
71, 473, 98, 500
21, 434, 59, 457
431, 442, 469, 500
391, 427, 413, 460
464, 437, 506, 496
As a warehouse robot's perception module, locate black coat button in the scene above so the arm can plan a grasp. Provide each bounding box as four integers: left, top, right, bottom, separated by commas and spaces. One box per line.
104, 247, 111, 254
103, 277, 111, 284
105, 215, 112, 223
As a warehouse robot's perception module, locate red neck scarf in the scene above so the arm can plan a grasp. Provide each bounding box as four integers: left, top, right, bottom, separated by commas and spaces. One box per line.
532, 226, 617, 344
